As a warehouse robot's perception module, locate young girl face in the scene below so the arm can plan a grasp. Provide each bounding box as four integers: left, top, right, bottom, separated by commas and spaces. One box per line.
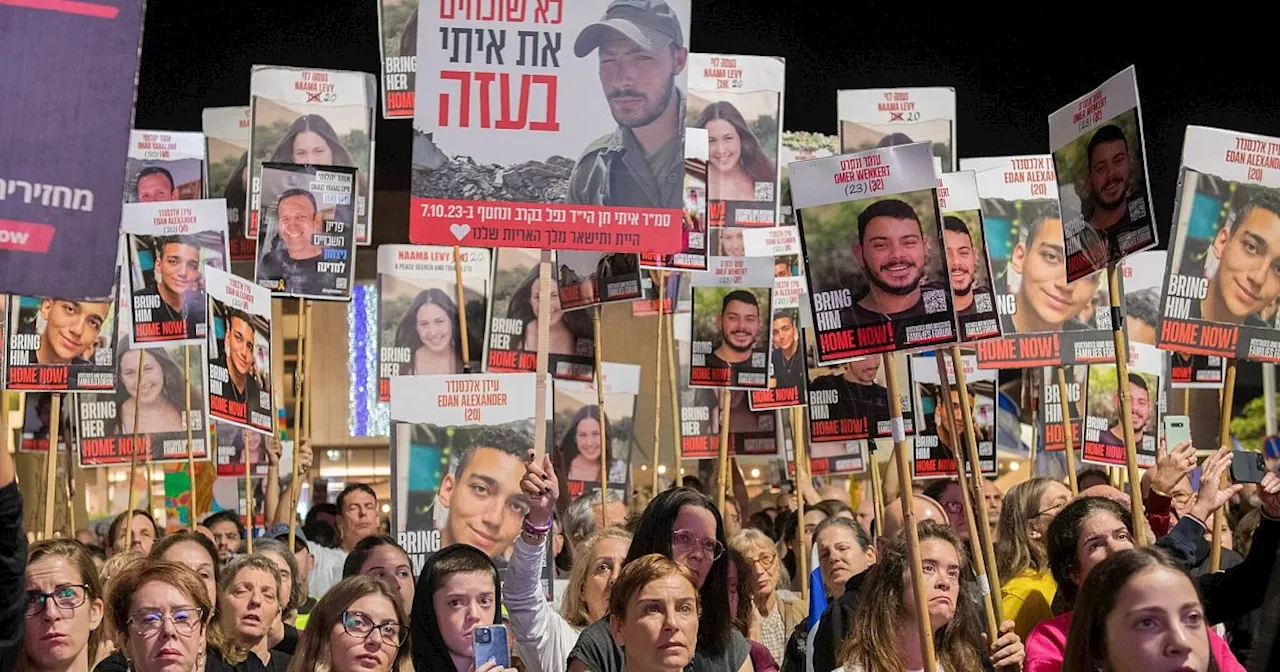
415, 303, 453, 354
431, 570, 496, 658
1072, 510, 1133, 586
1104, 566, 1210, 672
575, 417, 602, 461
361, 545, 415, 610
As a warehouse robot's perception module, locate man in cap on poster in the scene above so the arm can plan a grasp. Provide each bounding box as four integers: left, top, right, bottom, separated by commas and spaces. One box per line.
569, 0, 688, 210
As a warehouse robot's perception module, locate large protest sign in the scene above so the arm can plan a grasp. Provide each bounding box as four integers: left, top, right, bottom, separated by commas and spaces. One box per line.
552, 363, 639, 499
484, 248, 593, 381
377, 0, 419, 118
5, 289, 118, 392
681, 389, 777, 459
1156, 126, 1280, 364
1048, 66, 1158, 282
792, 142, 956, 362
124, 131, 205, 203
937, 171, 1000, 342
409, 0, 692, 254
204, 267, 273, 434
969, 157, 1112, 369
909, 352, 996, 480
123, 199, 229, 346
0, 2, 145, 299
254, 163, 358, 300
640, 127, 709, 271
390, 374, 545, 578
377, 245, 491, 401
203, 107, 255, 261
687, 53, 784, 228
213, 419, 269, 477
248, 66, 377, 245
689, 257, 774, 390
837, 88, 956, 172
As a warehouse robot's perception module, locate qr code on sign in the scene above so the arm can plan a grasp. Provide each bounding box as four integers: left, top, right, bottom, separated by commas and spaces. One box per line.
975, 292, 992, 313
923, 288, 947, 314
754, 182, 775, 201
336, 277, 348, 290
1129, 197, 1148, 221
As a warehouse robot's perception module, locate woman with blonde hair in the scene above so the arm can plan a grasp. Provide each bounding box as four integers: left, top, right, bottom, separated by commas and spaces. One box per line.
729, 529, 805, 664
285, 576, 412, 672
19, 540, 104, 672
207, 555, 286, 670
996, 477, 1071, 640
506, 453, 631, 672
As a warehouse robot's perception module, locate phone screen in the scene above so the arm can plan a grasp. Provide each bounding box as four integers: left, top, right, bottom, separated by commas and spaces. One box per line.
1164, 415, 1191, 451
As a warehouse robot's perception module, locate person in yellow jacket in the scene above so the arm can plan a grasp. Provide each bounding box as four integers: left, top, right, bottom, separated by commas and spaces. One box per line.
996, 478, 1071, 640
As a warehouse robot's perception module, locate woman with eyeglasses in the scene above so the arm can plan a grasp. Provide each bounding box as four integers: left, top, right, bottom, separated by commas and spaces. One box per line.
20, 540, 104, 672
286, 576, 412, 672
728, 529, 806, 665
103, 562, 224, 672
505, 453, 632, 672
996, 477, 1071, 640
409, 544, 519, 672
568, 487, 753, 672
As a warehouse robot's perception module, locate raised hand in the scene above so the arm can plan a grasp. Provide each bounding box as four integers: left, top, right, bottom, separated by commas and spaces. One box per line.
521, 451, 559, 527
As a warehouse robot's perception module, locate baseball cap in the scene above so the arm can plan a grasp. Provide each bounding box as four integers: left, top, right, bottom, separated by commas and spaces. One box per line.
267, 523, 308, 547
574, 0, 684, 58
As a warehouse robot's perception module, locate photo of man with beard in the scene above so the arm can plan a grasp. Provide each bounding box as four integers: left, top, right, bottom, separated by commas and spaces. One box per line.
568, 0, 689, 209
1097, 372, 1153, 448
942, 216, 988, 317
704, 289, 765, 386
208, 307, 263, 425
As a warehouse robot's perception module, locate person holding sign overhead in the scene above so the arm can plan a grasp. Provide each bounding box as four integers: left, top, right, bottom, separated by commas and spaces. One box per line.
568, 0, 689, 210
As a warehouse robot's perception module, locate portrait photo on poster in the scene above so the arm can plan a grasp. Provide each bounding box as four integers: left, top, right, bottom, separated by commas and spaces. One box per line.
632, 270, 689, 317
681, 388, 776, 459
806, 330, 914, 443
248, 66, 375, 244
377, 245, 491, 401
555, 251, 643, 311
1049, 66, 1157, 281
1081, 357, 1160, 469
641, 126, 709, 271
205, 268, 273, 434
203, 106, 256, 262
484, 248, 594, 381
791, 143, 955, 362
214, 419, 270, 478
689, 257, 774, 390
18, 392, 72, 454
837, 87, 956, 172
973, 158, 1112, 369
552, 366, 638, 500
748, 276, 807, 411
687, 53, 784, 228
76, 338, 208, 468
937, 171, 1001, 342
254, 163, 357, 300
124, 130, 206, 204
377, 0, 418, 118
1156, 126, 1280, 363
123, 199, 230, 346
908, 352, 995, 480
5, 292, 117, 393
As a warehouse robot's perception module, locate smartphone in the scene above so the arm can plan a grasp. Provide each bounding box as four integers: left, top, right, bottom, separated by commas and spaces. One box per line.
1163, 415, 1192, 452
1231, 450, 1268, 484
473, 624, 509, 668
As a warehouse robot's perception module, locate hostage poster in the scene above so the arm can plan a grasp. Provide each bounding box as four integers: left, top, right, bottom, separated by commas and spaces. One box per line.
552, 362, 639, 500
689, 256, 774, 390
124, 130, 205, 203
377, 0, 419, 118
1156, 125, 1280, 364
837, 87, 955, 172
639, 126, 709, 271
377, 244, 491, 400
204, 267, 273, 434
484, 248, 594, 381
5, 291, 118, 393
253, 163, 358, 300
0, 1, 145, 299
409, 0, 692, 255
791, 142, 956, 363
203, 106, 256, 262
687, 53, 784, 228
909, 351, 996, 480
937, 171, 1001, 343
806, 328, 914, 443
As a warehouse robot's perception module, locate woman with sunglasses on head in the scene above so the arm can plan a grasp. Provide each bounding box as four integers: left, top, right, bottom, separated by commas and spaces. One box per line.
19, 540, 104, 672
409, 545, 519, 672
102, 562, 232, 672
996, 477, 1071, 640
506, 453, 632, 672
567, 487, 752, 672
286, 576, 412, 672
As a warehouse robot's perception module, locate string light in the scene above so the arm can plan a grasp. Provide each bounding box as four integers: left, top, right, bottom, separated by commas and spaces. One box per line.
657, 465, 667, 474
1009, 461, 1021, 471
348, 283, 389, 438
750, 468, 760, 478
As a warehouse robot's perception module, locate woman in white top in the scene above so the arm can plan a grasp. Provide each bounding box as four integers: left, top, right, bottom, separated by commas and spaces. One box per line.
507, 452, 631, 672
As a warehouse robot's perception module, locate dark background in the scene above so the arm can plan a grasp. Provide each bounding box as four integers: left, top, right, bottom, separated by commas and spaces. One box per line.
134, 3, 1271, 417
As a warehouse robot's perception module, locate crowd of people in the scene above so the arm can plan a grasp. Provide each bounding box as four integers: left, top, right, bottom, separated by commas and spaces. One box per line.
8, 436, 1280, 672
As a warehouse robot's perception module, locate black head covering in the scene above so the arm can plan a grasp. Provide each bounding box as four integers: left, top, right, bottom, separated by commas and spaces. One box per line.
410, 544, 504, 672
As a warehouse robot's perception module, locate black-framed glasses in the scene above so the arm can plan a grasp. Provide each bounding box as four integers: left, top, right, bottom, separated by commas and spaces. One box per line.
342, 610, 407, 647
128, 608, 205, 638
672, 529, 725, 561
26, 584, 90, 617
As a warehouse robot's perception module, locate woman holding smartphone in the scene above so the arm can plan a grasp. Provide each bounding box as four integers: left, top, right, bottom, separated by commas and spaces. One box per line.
409, 544, 520, 672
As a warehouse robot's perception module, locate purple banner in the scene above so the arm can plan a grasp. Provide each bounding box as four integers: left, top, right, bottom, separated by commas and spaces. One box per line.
0, 0, 145, 298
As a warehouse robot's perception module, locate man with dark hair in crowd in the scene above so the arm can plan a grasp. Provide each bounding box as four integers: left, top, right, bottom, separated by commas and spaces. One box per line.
202, 510, 244, 563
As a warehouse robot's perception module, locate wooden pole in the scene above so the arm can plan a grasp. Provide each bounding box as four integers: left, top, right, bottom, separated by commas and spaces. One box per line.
289, 299, 308, 549
533, 251, 552, 459
1028, 370, 1039, 478
1106, 262, 1147, 546
453, 246, 471, 371
184, 347, 197, 531
593, 306, 609, 525
940, 348, 1003, 628
1057, 366, 1079, 495
791, 405, 810, 601
868, 443, 885, 537
244, 429, 254, 553
43, 394, 61, 539
716, 389, 731, 512
666, 315, 681, 477
882, 352, 937, 671
1210, 359, 1237, 571
651, 281, 665, 495
125, 349, 147, 550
